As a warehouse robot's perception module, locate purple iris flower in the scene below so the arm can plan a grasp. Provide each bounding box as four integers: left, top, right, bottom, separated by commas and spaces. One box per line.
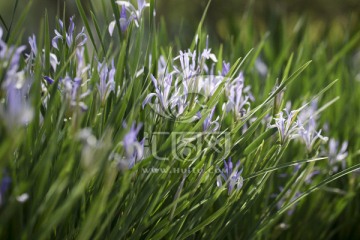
271, 109, 300, 144
199, 107, 220, 132
255, 58, 268, 77
28, 34, 37, 57
56, 76, 89, 111
144, 43, 221, 123
0, 175, 11, 206
326, 138, 348, 173
297, 101, 328, 152
3, 79, 34, 127
43, 76, 54, 84
173, 50, 198, 81
0, 27, 26, 75
173, 43, 217, 81
97, 60, 115, 104
71, 79, 88, 110
223, 72, 254, 120
26, 35, 59, 73
122, 122, 144, 168
201, 48, 218, 63
142, 73, 188, 118
117, 0, 149, 24
109, 6, 132, 35
109, 0, 150, 36
75, 47, 90, 80
43, 47, 89, 111
298, 117, 328, 153
0, 29, 33, 127
52, 16, 87, 50
221, 61, 230, 76
120, 6, 129, 32
197, 64, 223, 97
217, 158, 244, 195
201, 36, 218, 64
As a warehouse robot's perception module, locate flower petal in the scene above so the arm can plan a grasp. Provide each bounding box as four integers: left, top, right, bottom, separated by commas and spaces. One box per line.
142, 93, 157, 109
108, 21, 116, 36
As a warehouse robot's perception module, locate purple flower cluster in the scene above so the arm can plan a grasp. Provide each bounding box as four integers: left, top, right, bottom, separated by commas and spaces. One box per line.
223, 71, 254, 120
173, 40, 218, 81
272, 101, 328, 153
109, 0, 150, 35
221, 61, 230, 76
0, 174, 11, 206
116, 122, 144, 169
199, 107, 220, 132
124, 123, 144, 167
59, 76, 90, 111
97, 61, 116, 104
52, 16, 87, 50
44, 45, 91, 111
142, 40, 254, 127
217, 158, 244, 195
0, 29, 26, 80
142, 73, 179, 116
297, 100, 328, 153
271, 109, 299, 144
325, 138, 348, 173
298, 117, 328, 153
25, 35, 59, 73
0, 27, 33, 128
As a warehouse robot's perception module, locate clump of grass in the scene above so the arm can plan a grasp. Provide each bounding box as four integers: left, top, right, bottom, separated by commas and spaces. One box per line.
0, 0, 359, 239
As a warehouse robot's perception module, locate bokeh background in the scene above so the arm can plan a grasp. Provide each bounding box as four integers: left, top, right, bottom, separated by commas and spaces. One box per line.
1, 0, 360, 46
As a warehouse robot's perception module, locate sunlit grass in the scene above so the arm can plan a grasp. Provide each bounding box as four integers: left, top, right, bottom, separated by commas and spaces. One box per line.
0, 0, 359, 239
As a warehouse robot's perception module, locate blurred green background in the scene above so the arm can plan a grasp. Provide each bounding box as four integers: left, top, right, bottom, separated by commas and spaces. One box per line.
1, 0, 360, 45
